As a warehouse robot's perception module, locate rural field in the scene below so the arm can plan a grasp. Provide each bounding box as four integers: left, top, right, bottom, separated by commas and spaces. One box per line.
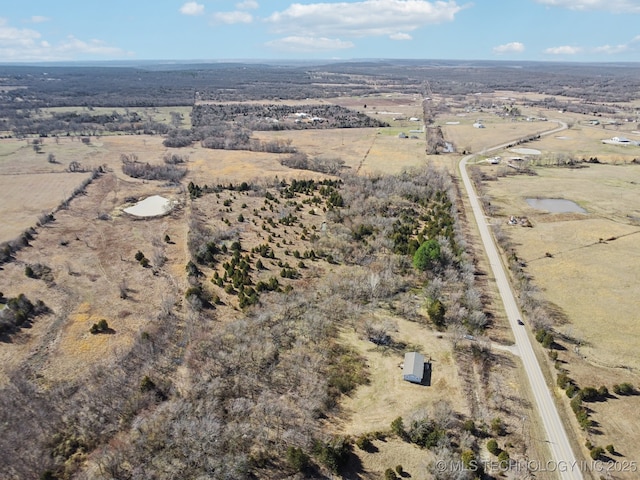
477, 155, 640, 473
1, 65, 640, 479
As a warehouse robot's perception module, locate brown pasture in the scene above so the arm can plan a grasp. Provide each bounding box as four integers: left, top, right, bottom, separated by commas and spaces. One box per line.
0, 169, 187, 385
483, 162, 640, 472
484, 164, 640, 370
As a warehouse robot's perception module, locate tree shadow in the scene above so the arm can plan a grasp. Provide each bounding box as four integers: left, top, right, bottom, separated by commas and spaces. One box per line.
340, 450, 365, 480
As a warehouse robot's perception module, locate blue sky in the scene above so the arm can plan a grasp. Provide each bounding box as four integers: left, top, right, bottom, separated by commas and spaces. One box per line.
1, 0, 639, 63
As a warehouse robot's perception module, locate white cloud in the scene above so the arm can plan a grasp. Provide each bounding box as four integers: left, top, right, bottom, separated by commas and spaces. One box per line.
30, 16, 50, 24
265, 35, 354, 52
534, 0, 640, 13
0, 18, 42, 46
492, 42, 525, 54
593, 43, 629, 54
544, 45, 582, 55
236, 0, 259, 9
592, 35, 640, 54
0, 18, 131, 61
180, 2, 205, 16
57, 36, 128, 56
266, 0, 467, 38
390, 32, 412, 40
212, 11, 254, 24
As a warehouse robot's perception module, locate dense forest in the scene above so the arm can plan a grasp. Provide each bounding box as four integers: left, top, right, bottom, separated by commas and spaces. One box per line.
2, 60, 640, 111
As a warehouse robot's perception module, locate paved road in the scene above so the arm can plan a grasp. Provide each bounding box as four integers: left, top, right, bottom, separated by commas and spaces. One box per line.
459, 122, 584, 480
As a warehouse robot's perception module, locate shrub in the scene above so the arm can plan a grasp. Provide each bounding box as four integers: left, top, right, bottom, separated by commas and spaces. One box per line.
390, 417, 405, 438
413, 239, 441, 271
557, 372, 572, 389
135, 250, 145, 262
384, 468, 397, 480
590, 446, 604, 460
90, 319, 110, 334
355, 434, 373, 451
580, 387, 600, 402
613, 383, 635, 395
486, 439, 500, 456
0, 293, 48, 335
395, 465, 404, 475
491, 417, 505, 436
497, 450, 510, 467
606, 444, 615, 454
286, 446, 309, 472
140, 375, 156, 393
570, 394, 583, 413
408, 419, 444, 448
313, 436, 351, 473
462, 419, 476, 435
185, 260, 202, 277
461, 450, 475, 469
25, 265, 35, 278
575, 408, 592, 430
565, 385, 579, 398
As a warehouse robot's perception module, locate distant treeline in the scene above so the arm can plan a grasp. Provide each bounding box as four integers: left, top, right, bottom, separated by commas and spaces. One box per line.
3, 61, 640, 138
4, 109, 171, 137
160, 103, 387, 150
191, 103, 389, 130
2, 61, 639, 113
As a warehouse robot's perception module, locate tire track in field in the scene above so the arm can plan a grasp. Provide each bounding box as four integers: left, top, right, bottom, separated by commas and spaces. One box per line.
355, 129, 379, 174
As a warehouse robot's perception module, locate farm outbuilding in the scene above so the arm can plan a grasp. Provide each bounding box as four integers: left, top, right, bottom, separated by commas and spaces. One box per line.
403, 352, 425, 384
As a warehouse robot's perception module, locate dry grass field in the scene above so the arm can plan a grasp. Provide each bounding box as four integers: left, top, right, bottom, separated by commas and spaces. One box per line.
0, 172, 92, 243
5, 89, 639, 478
484, 164, 640, 370
0, 169, 187, 384
481, 162, 640, 476
331, 318, 466, 476
507, 123, 640, 164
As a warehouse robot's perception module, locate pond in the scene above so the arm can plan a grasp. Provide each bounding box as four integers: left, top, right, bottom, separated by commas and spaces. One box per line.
526, 198, 586, 214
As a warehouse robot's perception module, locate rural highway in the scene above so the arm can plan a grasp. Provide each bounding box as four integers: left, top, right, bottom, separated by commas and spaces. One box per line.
459, 121, 585, 480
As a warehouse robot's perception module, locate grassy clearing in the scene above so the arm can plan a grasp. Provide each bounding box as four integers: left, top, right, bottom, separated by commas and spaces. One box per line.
441, 118, 552, 155
335, 316, 467, 438
0, 168, 187, 384
0, 172, 92, 243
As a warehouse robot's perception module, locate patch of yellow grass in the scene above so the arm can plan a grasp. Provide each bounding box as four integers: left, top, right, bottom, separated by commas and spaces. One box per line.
354, 437, 434, 479
336, 315, 467, 437
42, 302, 133, 380
0, 171, 93, 242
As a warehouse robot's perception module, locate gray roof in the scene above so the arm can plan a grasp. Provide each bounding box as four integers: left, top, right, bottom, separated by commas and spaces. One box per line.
403, 352, 425, 383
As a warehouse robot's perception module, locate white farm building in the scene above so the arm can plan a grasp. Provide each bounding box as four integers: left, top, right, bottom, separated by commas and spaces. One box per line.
403, 352, 425, 384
